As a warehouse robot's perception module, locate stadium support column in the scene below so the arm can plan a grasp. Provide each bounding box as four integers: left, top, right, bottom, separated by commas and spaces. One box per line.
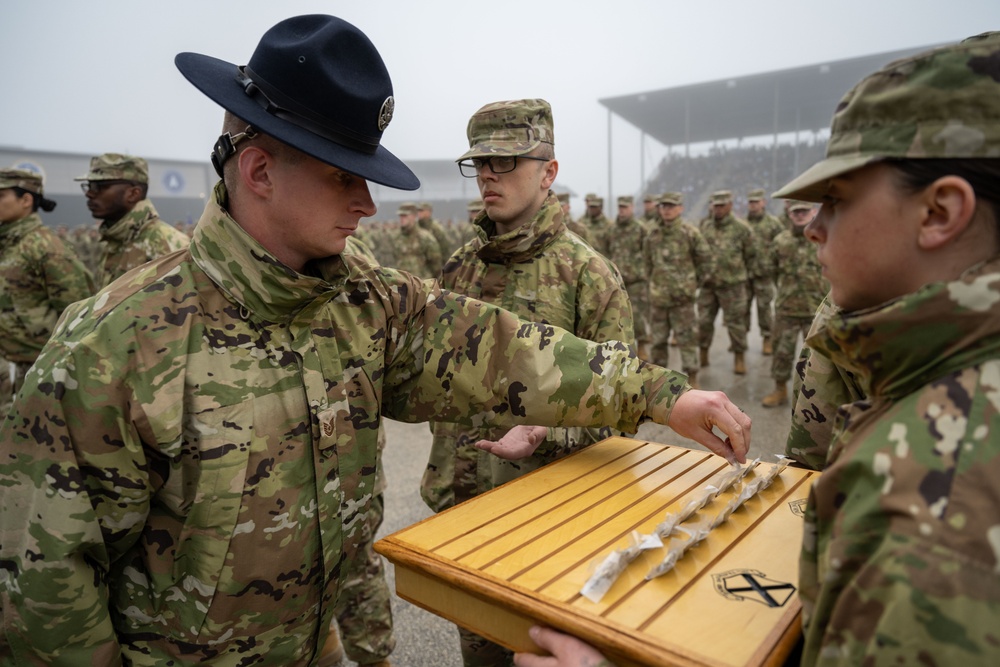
771, 80, 780, 195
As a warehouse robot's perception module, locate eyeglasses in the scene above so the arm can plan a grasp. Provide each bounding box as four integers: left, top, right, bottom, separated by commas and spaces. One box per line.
458, 155, 550, 178
80, 180, 135, 194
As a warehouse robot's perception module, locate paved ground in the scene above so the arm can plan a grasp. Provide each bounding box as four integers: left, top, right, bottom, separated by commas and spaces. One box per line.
346, 319, 796, 666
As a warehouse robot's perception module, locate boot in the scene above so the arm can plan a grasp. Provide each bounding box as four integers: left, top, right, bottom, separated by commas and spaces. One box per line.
317, 631, 344, 667
762, 336, 773, 356
686, 370, 699, 390
700, 347, 710, 367
762, 381, 788, 408
733, 352, 746, 375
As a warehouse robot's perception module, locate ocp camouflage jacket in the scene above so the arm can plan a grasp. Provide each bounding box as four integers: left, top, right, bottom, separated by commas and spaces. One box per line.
424, 193, 635, 509
97, 199, 190, 288
797, 257, 1000, 666
0, 212, 94, 363
0, 183, 683, 666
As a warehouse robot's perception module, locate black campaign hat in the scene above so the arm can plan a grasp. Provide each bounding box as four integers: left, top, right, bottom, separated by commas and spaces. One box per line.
175, 14, 419, 191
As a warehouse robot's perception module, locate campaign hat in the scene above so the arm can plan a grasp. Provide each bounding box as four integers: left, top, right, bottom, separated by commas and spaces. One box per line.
175, 14, 418, 190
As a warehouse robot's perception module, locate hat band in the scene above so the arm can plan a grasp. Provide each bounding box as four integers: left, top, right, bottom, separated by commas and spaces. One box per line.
237, 66, 379, 155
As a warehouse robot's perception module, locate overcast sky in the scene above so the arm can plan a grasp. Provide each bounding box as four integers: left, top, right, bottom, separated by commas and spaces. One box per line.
3, 0, 999, 202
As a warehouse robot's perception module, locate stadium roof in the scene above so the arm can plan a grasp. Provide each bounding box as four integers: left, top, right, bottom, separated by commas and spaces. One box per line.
599, 44, 945, 146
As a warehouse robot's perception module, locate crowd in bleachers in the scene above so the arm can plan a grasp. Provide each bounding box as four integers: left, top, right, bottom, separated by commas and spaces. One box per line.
646, 141, 826, 216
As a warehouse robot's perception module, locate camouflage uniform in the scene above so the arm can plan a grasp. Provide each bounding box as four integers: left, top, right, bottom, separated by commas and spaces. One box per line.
785, 295, 864, 470
417, 203, 452, 260
331, 236, 394, 665
697, 201, 754, 356
0, 170, 95, 412
605, 198, 648, 353
423, 191, 634, 510
744, 191, 784, 343
643, 199, 709, 375
431, 99, 636, 667
76, 154, 191, 287
771, 33, 1000, 665
390, 220, 442, 279
95, 199, 190, 287
768, 222, 827, 384
797, 257, 1000, 665
0, 182, 688, 665
578, 194, 611, 254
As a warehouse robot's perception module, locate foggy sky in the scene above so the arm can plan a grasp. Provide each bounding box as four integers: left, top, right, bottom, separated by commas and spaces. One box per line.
3, 0, 998, 204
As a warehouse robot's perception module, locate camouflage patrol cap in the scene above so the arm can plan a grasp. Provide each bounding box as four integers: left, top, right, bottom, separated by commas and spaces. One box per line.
417, 201, 432, 211
467, 199, 484, 212
617, 196, 634, 206
74, 153, 149, 184
555, 192, 570, 204
458, 98, 554, 160
643, 194, 655, 203
658, 191, 683, 205
0, 168, 44, 195
710, 190, 733, 204
788, 200, 815, 212
747, 188, 766, 201
775, 32, 1000, 202
397, 202, 417, 215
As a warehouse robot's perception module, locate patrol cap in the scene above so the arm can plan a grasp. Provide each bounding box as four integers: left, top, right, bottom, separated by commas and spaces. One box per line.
555, 192, 570, 204
397, 202, 417, 215
586, 194, 604, 207
658, 191, 683, 205
75, 153, 149, 184
467, 198, 484, 212
0, 168, 44, 195
747, 188, 766, 201
617, 195, 633, 206
417, 201, 432, 211
710, 190, 733, 204
458, 98, 554, 161
775, 32, 1000, 202
788, 200, 815, 212
643, 194, 655, 203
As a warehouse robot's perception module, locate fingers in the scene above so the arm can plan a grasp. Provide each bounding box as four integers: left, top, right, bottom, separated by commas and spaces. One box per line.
668, 390, 751, 464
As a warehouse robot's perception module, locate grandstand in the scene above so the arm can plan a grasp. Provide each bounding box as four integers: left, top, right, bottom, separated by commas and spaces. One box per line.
600, 43, 942, 215
3, 43, 944, 228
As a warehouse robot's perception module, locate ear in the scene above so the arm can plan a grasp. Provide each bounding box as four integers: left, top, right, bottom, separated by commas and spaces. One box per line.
540, 158, 558, 190
236, 146, 275, 199
917, 175, 977, 250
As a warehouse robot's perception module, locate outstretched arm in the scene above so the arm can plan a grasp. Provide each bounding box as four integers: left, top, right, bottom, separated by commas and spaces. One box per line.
477, 390, 750, 465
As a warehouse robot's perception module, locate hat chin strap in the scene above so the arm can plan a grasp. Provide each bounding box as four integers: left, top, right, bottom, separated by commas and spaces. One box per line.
211, 126, 258, 178
235, 66, 380, 156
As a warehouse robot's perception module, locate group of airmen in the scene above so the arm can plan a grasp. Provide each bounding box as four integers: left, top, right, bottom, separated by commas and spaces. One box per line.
3, 15, 999, 667
0, 153, 190, 411
573, 187, 829, 405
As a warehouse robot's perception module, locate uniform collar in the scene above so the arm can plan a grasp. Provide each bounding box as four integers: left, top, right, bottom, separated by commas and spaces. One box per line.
807, 257, 1000, 398
474, 191, 565, 264
100, 199, 160, 244
189, 181, 349, 322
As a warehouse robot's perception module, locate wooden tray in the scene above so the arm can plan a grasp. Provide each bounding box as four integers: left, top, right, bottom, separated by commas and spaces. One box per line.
375, 438, 816, 667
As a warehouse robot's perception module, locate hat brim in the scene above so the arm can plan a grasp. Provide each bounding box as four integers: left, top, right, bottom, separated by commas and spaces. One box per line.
175, 52, 419, 191
456, 140, 540, 162
772, 154, 880, 202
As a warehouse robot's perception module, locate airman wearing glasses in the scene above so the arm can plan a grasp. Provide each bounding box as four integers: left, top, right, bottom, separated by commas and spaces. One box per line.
425, 98, 637, 667
75, 153, 189, 287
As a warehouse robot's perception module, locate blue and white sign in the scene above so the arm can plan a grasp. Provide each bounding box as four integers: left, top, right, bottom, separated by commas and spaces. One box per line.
163, 170, 185, 194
